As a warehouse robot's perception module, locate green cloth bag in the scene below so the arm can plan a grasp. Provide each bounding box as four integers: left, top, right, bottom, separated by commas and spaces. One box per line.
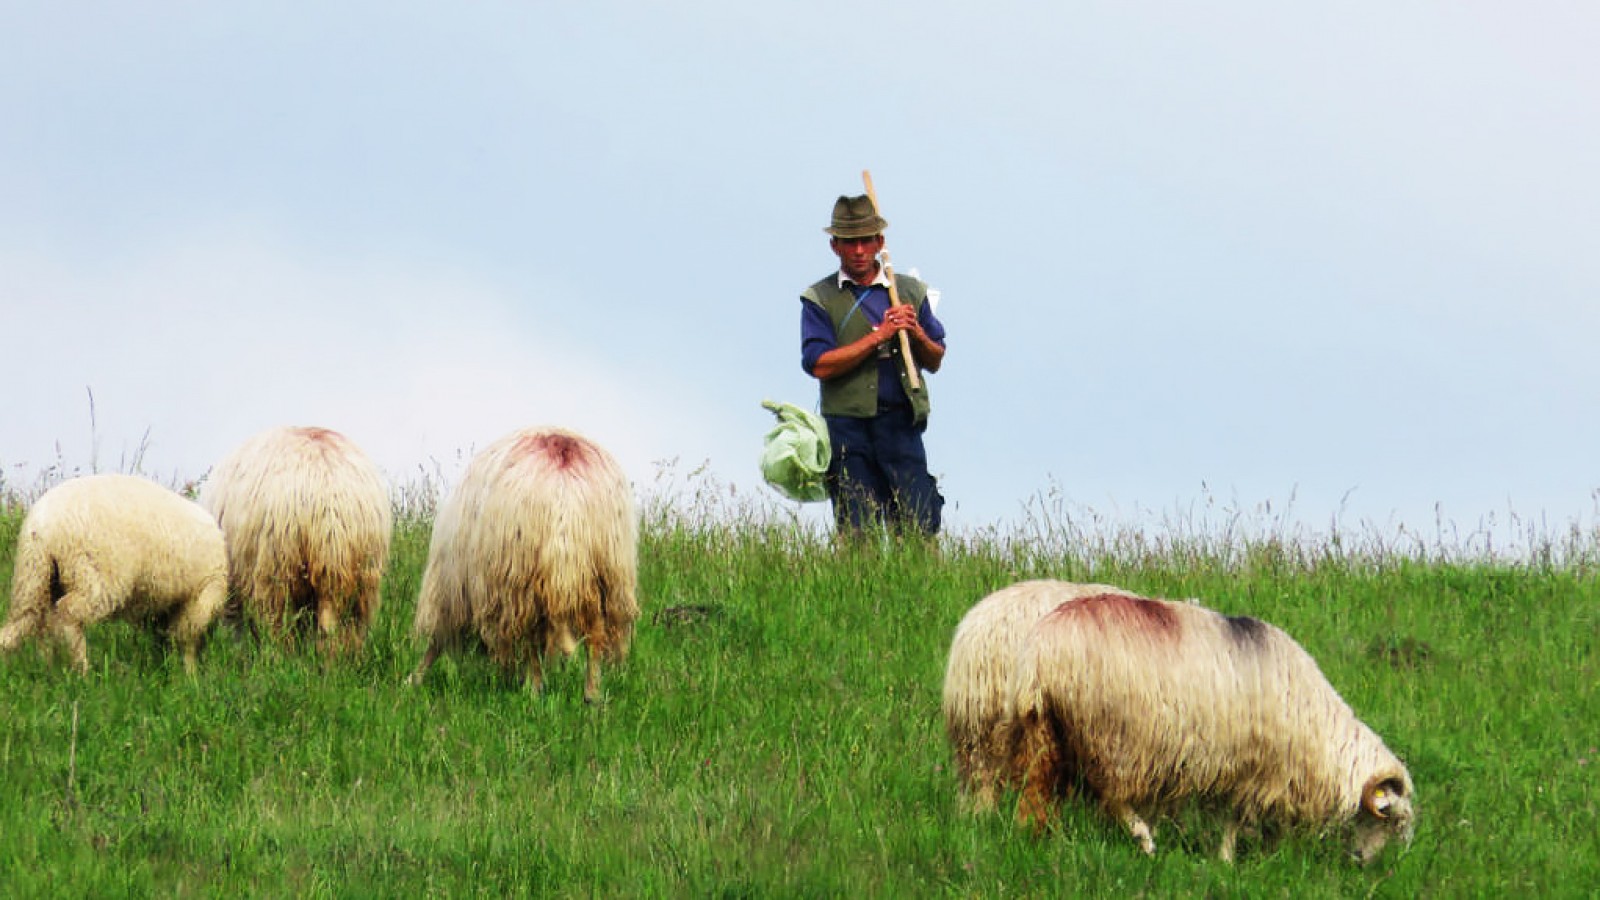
759, 400, 831, 503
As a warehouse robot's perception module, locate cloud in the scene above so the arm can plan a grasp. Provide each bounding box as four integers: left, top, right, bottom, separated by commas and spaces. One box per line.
0, 226, 742, 499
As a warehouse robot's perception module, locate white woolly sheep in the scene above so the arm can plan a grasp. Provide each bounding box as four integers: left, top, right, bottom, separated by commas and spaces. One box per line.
942, 579, 1142, 813
408, 426, 639, 702
1006, 591, 1416, 864
200, 425, 392, 651
0, 474, 228, 674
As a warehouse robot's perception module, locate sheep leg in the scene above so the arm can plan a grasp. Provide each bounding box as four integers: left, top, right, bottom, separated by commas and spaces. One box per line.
0, 544, 53, 652
316, 597, 342, 650
1218, 817, 1240, 863
583, 646, 601, 704
344, 583, 379, 653
965, 777, 998, 816
0, 577, 47, 653
44, 572, 115, 675
169, 580, 227, 675
353, 580, 381, 643
955, 749, 999, 815
1109, 801, 1157, 855
27, 562, 105, 673
525, 651, 545, 697
45, 603, 91, 675
1011, 714, 1063, 833
0, 617, 34, 654
407, 639, 443, 686
314, 597, 366, 655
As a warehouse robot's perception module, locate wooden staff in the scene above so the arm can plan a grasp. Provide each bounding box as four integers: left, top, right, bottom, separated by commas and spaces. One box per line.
861, 170, 923, 391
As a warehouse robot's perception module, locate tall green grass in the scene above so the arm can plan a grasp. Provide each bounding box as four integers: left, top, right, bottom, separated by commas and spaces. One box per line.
0, 474, 1596, 897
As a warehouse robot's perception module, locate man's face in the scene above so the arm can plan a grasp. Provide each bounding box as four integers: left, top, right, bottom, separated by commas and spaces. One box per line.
831, 234, 884, 283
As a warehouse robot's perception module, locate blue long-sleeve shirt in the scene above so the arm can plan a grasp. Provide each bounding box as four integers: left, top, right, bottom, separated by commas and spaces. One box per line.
801, 276, 946, 408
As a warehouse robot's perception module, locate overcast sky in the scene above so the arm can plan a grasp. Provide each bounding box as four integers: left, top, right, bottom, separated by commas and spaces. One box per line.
3, 3, 1597, 546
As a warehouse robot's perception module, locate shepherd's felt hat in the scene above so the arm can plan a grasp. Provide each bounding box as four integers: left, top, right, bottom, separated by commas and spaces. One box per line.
824, 195, 888, 239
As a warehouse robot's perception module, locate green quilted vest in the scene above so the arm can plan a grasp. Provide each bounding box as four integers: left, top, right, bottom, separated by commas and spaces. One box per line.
801, 273, 932, 424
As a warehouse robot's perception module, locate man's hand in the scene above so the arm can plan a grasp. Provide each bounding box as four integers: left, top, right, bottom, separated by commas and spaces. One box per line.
882, 304, 944, 373
880, 304, 921, 339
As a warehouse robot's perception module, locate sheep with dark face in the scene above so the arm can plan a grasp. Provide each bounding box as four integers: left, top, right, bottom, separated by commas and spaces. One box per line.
408, 426, 639, 702
1, 474, 227, 673
1006, 591, 1416, 864
942, 579, 1141, 813
200, 425, 392, 651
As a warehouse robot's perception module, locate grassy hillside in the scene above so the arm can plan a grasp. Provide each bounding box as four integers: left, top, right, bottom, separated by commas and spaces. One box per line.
0, 485, 1596, 897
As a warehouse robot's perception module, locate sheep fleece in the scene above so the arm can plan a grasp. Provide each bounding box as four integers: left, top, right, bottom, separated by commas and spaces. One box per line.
942, 579, 1141, 812
201, 425, 391, 645
1, 473, 227, 672
411, 426, 638, 697
1008, 592, 1415, 858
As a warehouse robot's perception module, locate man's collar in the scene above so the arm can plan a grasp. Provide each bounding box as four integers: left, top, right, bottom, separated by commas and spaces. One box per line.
837, 268, 891, 289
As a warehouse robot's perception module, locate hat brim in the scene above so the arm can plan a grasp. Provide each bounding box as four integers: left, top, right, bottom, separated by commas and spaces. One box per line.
824, 217, 888, 239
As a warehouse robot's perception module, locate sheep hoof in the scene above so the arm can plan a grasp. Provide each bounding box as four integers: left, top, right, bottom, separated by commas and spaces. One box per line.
1218, 823, 1239, 863
1130, 821, 1156, 856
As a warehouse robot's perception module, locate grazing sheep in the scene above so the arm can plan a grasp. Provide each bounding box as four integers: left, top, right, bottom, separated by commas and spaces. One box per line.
408, 426, 639, 702
0, 474, 227, 673
942, 579, 1142, 813
1007, 592, 1416, 864
200, 426, 392, 651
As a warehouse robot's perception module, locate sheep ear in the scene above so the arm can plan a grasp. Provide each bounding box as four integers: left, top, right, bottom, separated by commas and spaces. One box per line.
1362, 776, 1405, 818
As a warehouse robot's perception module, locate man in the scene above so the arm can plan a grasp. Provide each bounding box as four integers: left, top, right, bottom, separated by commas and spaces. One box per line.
800, 194, 947, 537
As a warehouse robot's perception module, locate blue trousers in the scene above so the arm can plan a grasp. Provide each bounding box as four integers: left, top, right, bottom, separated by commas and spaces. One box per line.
824, 406, 944, 536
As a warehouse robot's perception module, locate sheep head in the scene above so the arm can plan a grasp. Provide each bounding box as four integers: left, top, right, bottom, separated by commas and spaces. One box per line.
1350, 773, 1416, 865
